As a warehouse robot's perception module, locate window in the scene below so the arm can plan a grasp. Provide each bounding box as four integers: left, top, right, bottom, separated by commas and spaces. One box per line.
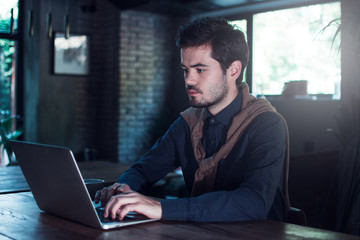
0, 0, 19, 116
231, 1, 341, 100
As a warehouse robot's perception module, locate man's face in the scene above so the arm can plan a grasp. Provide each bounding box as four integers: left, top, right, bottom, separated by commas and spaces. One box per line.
181, 45, 229, 113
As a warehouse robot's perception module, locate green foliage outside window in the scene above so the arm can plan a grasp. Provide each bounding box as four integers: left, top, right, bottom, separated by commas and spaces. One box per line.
0, 40, 15, 113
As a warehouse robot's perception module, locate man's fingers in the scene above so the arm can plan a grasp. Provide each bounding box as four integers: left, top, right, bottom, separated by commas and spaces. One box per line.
103, 191, 162, 220
104, 185, 117, 202
95, 183, 131, 207
104, 184, 128, 206
100, 187, 110, 206
104, 191, 137, 219
118, 204, 138, 220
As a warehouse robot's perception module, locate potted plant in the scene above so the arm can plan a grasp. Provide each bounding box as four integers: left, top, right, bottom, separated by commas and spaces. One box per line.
0, 110, 23, 166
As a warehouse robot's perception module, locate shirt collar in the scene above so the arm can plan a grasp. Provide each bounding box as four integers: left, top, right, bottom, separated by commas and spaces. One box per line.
206, 91, 243, 127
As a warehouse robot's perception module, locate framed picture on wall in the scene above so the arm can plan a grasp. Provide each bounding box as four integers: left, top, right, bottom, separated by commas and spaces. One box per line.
53, 32, 90, 75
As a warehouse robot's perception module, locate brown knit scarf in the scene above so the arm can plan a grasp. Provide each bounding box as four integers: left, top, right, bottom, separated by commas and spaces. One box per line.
181, 82, 290, 210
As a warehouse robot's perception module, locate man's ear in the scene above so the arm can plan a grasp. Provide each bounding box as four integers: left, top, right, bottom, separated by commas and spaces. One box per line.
228, 60, 242, 81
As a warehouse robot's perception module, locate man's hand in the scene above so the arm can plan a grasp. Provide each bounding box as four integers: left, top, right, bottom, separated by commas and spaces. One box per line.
104, 191, 162, 220
94, 183, 131, 207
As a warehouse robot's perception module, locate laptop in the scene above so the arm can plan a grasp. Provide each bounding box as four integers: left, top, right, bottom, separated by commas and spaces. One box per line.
10, 140, 159, 230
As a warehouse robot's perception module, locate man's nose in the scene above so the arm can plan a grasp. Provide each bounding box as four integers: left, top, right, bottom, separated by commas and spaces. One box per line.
185, 70, 197, 86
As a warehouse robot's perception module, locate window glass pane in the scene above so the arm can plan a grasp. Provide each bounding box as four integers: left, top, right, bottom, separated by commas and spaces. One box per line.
0, 0, 19, 34
0, 39, 16, 113
253, 2, 341, 99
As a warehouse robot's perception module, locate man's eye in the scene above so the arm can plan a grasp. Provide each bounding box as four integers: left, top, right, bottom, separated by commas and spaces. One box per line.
197, 69, 205, 73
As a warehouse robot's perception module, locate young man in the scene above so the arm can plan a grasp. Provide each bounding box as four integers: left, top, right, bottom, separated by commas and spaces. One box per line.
95, 17, 289, 222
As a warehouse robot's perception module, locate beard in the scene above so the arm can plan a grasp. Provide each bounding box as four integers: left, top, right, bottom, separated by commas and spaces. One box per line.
187, 74, 229, 109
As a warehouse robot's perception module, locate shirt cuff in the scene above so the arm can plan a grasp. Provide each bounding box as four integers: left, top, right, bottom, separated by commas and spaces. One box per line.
161, 198, 189, 221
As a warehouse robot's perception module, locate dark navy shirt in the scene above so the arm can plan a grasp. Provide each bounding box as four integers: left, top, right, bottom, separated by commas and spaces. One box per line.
118, 91, 287, 222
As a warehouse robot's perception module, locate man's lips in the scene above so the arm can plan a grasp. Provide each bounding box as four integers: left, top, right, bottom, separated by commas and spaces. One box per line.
187, 89, 199, 96
186, 86, 202, 96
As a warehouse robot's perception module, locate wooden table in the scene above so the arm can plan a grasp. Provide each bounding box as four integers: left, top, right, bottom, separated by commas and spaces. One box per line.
0, 192, 359, 240
0, 165, 30, 193
0, 161, 131, 194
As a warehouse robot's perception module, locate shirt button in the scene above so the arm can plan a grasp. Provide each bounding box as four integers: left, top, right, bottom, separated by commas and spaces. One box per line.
210, 118, 216, 124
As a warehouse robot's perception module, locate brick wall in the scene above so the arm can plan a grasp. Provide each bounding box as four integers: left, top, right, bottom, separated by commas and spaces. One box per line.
118, 11, 174, 164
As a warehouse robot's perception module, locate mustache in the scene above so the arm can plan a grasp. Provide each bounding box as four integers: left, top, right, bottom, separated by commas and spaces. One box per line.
186, 85, 203, 94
